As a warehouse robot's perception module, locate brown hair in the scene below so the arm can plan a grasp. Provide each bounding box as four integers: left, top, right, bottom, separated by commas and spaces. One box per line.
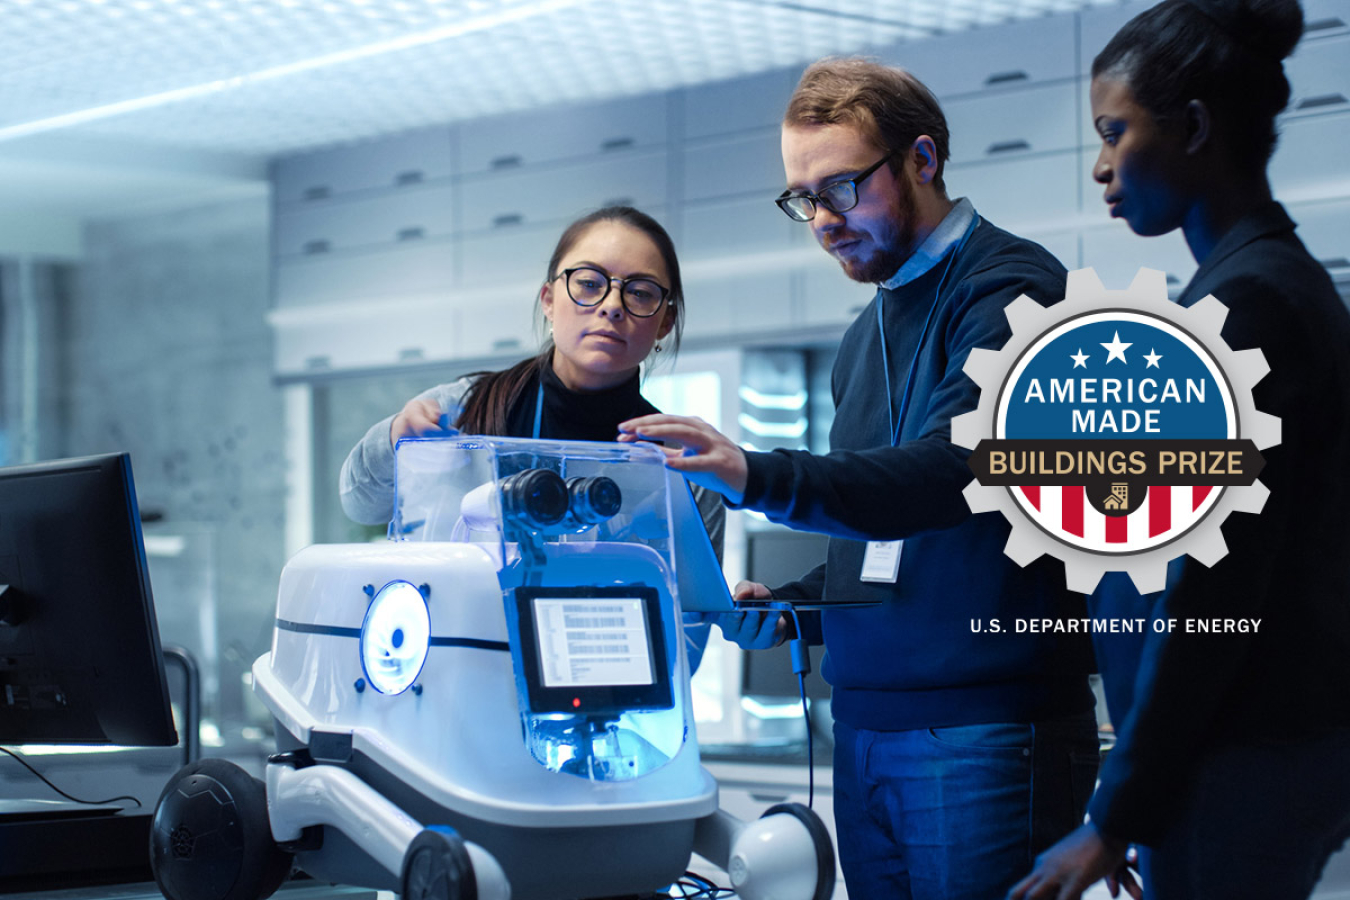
454, 206, 683, 435
785, 57, 950, 192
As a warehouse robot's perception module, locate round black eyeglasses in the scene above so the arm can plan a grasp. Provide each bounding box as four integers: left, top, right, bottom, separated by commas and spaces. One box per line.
553, 267, 670, 318
776, 152, 895, 222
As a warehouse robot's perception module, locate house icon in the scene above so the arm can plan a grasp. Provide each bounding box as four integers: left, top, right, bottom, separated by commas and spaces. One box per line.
1104, 483, 1129, 511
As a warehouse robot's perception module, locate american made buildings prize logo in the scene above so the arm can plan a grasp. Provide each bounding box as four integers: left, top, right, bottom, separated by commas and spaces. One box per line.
952, 269, 1281, 594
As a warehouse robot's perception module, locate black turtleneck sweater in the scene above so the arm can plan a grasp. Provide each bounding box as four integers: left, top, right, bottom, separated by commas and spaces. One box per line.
499, 360, 660, 443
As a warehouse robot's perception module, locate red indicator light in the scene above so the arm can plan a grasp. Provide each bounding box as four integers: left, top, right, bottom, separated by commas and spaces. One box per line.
572, 697, 581, 708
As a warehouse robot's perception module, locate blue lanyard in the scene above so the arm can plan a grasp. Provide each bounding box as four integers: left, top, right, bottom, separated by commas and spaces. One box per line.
533, 382, 544, 439
878, 216, 978, 447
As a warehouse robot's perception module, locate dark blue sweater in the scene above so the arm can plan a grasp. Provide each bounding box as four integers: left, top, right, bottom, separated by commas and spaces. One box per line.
738, 216, 1095, 731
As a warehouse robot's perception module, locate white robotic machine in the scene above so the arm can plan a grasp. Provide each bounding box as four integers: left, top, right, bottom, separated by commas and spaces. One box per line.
149, 436, 835, 900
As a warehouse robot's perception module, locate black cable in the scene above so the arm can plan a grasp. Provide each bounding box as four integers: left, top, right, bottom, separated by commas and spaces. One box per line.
0, 746, 142, 808
798, 669, 815, 810
786, 607, 815, 810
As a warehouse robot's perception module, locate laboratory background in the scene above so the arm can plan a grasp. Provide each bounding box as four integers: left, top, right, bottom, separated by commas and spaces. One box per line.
0, 0, 1347, 897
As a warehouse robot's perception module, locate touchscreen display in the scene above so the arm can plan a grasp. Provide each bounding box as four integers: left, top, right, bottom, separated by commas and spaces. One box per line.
512, 585, 673, 715
532, 596, 654, 688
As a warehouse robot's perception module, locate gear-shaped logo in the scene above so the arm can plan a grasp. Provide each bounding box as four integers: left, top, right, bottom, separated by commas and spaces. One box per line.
952, 268, 1281, 594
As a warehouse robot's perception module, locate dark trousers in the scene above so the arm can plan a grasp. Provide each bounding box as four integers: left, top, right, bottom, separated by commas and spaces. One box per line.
1139, 730, 1350, 900
833, 711, 1099, 900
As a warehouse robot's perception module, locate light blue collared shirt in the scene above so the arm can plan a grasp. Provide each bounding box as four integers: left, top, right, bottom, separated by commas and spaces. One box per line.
879, 197, 978, 290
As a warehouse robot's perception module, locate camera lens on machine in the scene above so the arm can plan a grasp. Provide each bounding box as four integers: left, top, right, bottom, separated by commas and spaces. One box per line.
499, 469, 569, 529
566, 476, 623, 525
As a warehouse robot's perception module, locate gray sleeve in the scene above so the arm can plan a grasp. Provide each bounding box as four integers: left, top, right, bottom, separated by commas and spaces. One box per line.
338, 378, 474, 526
690, 482, 726, 565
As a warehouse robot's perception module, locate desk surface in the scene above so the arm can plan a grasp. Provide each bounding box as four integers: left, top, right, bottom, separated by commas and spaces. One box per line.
0, 880, 378, 900
1, 880, 751, 900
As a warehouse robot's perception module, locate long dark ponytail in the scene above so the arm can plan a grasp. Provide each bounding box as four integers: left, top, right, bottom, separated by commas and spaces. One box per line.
454, 206, 683, 435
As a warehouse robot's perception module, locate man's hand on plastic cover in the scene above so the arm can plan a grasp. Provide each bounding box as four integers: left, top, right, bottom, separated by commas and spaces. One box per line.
617, 414, 749, 504
390, 398, 455, 447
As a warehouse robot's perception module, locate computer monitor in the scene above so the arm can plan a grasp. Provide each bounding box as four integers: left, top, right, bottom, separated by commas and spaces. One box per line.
0, 452, 176, 746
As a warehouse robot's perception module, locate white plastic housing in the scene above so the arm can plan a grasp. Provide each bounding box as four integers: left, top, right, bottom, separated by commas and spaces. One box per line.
254, 541, 716, 829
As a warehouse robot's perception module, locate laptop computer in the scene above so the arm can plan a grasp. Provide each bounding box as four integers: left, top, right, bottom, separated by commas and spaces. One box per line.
668, 473, 876, 613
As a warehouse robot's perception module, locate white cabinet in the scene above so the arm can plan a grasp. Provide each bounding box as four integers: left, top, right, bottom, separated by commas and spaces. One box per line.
1270, 111, 1350, 201
1078, 78, 1103, 152
458, 95, 668, 174
459, 149, 668, 232
945, 82, 1079, 165
682, 130, 785, 202
274, 241, 455, 309
946, 150, 1080, 233
1288, 197, 1350, 273
1080, 221, 1195, 296
1033, 229, 1082, 273
679, 196, 799, 259
1285, 34, 1350, 118
270, 288, 535, 377
270, 297, 458, 375
457, 220, 572, 289
884, 15, 1076, 98
683, 70, 796, 140
267, 7, 1350, 378
681, 269, 794, 341
1302, 0, 1350, 39
679, 272, 739, 339
273, 127, 454, 205
452, 292, 538, 360
274, 184, 456, 259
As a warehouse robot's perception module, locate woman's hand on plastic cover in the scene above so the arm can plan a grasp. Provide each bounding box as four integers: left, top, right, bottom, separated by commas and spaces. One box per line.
709, 581, 784, 650
390, 398, 452, 447
616, 414, 748, 504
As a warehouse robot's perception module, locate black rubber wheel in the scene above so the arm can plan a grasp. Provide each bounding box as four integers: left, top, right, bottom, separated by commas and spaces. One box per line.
762, 802, 836, 900
149, 759, 293, 900
401, 827, 478, 900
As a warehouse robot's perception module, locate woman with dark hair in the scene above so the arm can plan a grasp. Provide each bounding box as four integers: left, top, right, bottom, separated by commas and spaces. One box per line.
340, 206, 725, 663
1011, 1, 1350, 898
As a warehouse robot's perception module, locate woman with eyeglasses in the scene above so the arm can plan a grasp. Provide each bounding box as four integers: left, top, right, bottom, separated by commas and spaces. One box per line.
1009, 1, 1350, 898
340, 206, 725, 664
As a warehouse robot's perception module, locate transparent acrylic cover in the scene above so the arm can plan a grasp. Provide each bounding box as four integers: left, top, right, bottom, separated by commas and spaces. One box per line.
391, 435, 690, 782
393, 436, 674, 561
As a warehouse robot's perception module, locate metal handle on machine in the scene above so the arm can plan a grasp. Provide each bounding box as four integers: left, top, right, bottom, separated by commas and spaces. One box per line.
162, 645, 201, 766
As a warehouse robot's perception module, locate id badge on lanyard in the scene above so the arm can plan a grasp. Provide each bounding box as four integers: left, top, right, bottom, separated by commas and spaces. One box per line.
861, 540, 903, 583
860, 215, 976, 587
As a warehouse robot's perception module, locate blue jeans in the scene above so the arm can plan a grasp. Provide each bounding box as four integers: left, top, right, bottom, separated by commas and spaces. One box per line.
833, 712, 1099, 900
1138, 730, 1350, 900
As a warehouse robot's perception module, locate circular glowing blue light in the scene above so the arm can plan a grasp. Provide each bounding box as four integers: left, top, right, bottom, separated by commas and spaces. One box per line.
359, 580, 430, 695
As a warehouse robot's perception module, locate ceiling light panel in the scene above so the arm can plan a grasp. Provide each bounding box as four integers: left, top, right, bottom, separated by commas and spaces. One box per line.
0, 0, 1117, 157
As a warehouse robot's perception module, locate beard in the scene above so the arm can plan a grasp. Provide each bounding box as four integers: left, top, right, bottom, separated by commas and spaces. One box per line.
827, 171, 919, 284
